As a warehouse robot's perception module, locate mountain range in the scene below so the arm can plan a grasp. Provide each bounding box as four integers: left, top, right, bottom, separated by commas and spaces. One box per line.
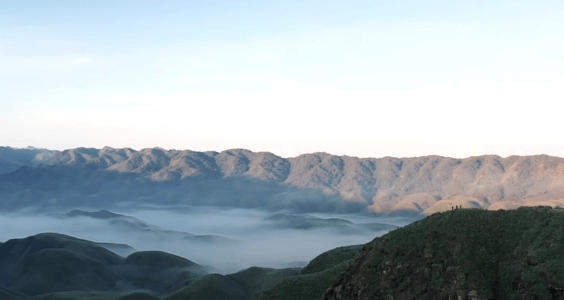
2, 146, 564, 214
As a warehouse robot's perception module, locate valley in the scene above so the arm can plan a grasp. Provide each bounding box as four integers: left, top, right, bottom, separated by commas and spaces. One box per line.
3, 147, 564, 299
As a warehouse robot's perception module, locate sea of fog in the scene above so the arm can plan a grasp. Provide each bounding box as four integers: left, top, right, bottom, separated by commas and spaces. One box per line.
0, 206, 419, 273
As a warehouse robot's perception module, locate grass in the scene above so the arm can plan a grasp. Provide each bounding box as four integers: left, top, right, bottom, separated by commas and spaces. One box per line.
162, 273, 248, 300
300, 244, 363, 275
227, 267, 302, 297
32, 291, 123, 300
257, 260, 351, 300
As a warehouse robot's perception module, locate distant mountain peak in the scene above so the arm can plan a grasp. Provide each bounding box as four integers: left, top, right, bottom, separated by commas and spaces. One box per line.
66, 209, 124, 219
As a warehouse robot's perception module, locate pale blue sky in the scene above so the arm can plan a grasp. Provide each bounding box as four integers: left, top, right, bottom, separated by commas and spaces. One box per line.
1, 0, 563, 158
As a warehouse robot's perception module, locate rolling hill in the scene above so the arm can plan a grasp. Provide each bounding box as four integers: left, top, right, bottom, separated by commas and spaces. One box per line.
55, 209, 237, 246
263, 213, 397, 234
323, 206, 564, 300
4, 207, 564, 299
0, 233, 207, 297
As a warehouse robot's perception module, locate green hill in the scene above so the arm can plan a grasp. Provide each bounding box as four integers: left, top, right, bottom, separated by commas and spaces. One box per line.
324, 207, 564, 300
162, 273, 249, 300
33, 291, 160, 300
257, 244, 362, 300
0, 233, 124, 296
227, 266, 301, 297
162, 266, 302, 300
0, 284, 27, 300
122, 251, 200, 271
33, 291, 122, 300
115, 292, 160, 300
11, 248, 120, 296
258, 262, 348, 300
0, 233, 209, 298
116, 251, 206, 295
300, 244, 363, 275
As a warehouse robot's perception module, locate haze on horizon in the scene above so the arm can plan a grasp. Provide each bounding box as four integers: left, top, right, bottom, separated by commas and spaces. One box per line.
1, 1, 563, 159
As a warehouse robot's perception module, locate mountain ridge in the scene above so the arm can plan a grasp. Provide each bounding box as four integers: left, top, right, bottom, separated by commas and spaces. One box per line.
3, 147, 564, 214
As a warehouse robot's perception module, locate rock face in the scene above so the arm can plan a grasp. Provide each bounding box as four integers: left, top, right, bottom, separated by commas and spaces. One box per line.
323, 207, 564, 300
4, 147, 564, 213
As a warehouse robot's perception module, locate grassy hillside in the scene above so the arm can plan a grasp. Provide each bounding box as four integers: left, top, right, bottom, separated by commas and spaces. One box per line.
0, 284, 27, 300
115, 292, 160, 300
33, 291, 122, 300
300, 244, 363, 275
162, 273, 249, 300
324, 207, 564, 300
0, 233, 209, 298
162, 266, 302, 300
0, 233, 124, 297
116, 251, 206, 295
12, 248, 120, 296
33, 291, 160, 300
227, 267, 301, 297
257, 244, 362, 300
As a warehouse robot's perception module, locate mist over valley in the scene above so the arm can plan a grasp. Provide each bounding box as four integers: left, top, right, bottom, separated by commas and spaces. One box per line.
0, 205, 412, 274
3, 146, 564, 299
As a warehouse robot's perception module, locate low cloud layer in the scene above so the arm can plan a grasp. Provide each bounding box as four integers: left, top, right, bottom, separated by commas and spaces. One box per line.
0, 206, 418, 273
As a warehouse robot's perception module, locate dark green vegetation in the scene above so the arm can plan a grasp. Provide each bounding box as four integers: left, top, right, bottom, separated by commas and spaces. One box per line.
0, 284, 28, 300
0, 232, 349, 300
324, 207, 564, 300
0, 233, 124, 297
0, 233, 205, 298
34, 291, 123, 300
33, 291, 160, 300
7, 207, 564, 299
258, 245, 363, 300
162, 266, 304, 300
300, 245, 363, 275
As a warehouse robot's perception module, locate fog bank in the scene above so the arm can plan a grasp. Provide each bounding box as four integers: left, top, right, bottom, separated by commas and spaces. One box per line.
0, 206, 419, 273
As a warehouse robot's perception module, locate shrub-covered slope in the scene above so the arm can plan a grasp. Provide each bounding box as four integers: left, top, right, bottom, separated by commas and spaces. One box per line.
162, 267, 302, 300
116, 251, 206, 295
0, 233, 124, 296
0, 284, 27, 300
0, 233, 207, 297
324, 207, 564, 300
257, 244, 362, 300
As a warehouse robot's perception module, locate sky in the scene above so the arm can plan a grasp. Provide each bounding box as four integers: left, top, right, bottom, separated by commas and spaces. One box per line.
1, 0, 563, 158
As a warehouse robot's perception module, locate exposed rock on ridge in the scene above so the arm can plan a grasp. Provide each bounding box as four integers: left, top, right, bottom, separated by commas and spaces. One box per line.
6, 147, 564, 214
